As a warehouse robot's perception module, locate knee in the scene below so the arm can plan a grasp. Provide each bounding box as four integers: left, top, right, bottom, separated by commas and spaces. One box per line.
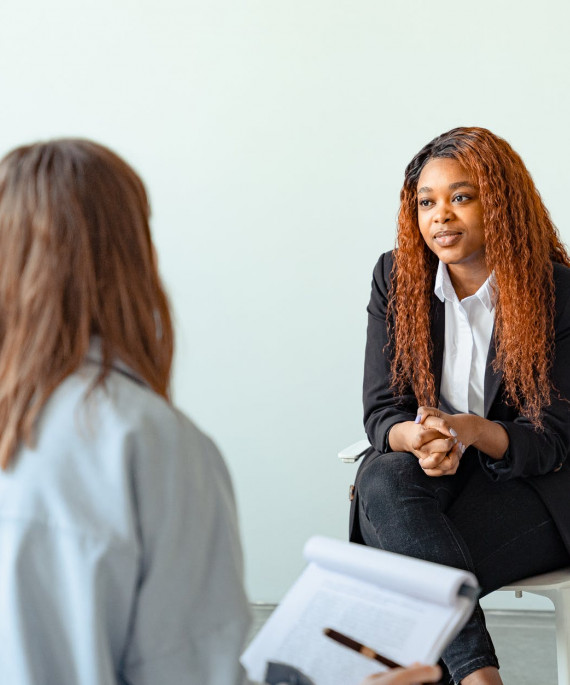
357, 450, 420, 511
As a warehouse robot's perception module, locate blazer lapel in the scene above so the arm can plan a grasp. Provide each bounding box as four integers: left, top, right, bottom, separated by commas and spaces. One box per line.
484, 325, 503, 417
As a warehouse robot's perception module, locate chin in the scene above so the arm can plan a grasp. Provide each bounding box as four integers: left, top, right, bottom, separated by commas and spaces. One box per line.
440, 252, 487, 271
430, 250, 461, 263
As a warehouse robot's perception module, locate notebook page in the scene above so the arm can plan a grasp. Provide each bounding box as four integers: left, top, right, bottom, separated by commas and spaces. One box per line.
242, 563, 457, 684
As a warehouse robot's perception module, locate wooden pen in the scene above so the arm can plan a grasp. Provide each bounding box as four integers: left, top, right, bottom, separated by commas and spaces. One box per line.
323, 627, 402, 669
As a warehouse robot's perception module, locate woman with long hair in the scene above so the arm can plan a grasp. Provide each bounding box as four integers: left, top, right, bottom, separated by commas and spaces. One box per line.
0, 139, 251, 684
0, 138, 444, 685
350, 127, 570, 684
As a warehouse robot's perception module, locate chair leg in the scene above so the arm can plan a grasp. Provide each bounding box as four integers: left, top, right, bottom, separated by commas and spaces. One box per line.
550, 589, 570, 685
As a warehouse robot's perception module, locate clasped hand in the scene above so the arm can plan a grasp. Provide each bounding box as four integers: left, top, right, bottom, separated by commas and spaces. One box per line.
408, 407, 467, 477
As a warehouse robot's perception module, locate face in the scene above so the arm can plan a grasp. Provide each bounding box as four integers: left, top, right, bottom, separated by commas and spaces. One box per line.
416, 157, 486, 273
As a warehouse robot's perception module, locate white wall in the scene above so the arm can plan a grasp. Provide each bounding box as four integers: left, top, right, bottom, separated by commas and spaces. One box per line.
0, 1, 569, 610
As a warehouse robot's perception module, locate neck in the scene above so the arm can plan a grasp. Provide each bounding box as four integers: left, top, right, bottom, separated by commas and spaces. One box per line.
447, 262, 489, 300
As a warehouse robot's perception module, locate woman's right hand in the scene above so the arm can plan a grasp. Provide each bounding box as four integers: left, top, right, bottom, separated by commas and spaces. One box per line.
360, 662, 442, 684
388, 420, 458, 468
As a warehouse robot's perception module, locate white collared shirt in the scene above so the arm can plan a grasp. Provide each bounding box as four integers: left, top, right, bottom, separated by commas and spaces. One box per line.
435, 261, 496, 417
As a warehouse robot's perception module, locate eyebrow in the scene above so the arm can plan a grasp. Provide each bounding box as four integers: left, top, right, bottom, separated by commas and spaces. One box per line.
417, 181, 477, 194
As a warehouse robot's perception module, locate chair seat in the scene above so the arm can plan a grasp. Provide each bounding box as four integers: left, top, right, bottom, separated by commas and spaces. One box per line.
502, 568, 570, 593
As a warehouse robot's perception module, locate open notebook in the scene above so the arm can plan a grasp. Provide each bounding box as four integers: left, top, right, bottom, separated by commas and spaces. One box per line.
242, 536, 479, 685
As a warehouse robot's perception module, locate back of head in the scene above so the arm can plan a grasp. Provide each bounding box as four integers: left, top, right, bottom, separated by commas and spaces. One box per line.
0, 139, 174, 468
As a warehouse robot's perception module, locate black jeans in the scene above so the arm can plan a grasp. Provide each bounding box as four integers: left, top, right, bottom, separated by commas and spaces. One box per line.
353, 449, 570, 684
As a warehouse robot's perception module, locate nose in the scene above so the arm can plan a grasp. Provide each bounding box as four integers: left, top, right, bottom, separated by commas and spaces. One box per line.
434, 201, 455, 224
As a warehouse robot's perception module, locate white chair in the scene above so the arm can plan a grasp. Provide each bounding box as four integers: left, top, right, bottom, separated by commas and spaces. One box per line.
339, 439, 570, 685
501, 571, 570, 685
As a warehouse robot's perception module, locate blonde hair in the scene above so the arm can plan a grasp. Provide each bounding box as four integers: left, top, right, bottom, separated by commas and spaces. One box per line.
0, 139, 174, 468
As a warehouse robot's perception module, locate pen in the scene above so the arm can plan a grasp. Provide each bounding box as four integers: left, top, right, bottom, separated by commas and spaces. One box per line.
323, 627, 402, 669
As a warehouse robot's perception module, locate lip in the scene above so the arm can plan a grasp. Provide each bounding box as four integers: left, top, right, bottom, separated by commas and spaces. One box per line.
433, 230, 462, 247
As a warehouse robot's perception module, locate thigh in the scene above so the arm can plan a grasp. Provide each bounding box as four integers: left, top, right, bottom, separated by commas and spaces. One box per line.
355, 450, 480, 571
356, 449, 472, 513
447, 466, 570, 594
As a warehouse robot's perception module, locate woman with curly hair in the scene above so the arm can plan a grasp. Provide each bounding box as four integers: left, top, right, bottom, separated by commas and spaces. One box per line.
349, 127, 570, 685
0, 138, 442, 685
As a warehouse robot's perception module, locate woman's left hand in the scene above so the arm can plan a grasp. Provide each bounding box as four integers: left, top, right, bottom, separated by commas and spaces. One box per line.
417, 407, 467, 443
415, 407, 470, 477
416, 435, 463, 476
417, 406, 510, 464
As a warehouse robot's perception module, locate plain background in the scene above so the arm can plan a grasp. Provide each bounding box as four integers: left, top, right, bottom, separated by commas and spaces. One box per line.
1, 1, 569, 610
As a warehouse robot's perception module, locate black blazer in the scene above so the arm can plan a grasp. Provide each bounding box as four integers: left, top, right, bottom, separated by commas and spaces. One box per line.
359, 251, 570, 551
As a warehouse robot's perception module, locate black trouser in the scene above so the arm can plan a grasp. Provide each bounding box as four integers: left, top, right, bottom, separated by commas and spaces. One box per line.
351, 449, 570, 684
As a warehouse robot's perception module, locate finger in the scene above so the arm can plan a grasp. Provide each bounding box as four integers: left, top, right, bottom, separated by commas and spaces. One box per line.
420, 437, 457, 455
398, 663, 442, 684
422, 415, 456, 439
416, 407, 441, 425
417, 406, 440, 415
418, 451, 448, 470
445, 442, 465, 473
423, 444, 463, 476
398, 663, 442, 683
361, 663, 442, 684
412, 430, 452, 450
421, 467, 445, 477
436, 454, 460, 473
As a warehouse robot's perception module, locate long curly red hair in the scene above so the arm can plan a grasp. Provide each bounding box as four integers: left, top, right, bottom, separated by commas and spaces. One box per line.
389, 127, 570, 427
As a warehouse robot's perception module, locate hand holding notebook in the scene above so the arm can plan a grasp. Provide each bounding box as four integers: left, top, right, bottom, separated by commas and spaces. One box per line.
242, 536, 478, 685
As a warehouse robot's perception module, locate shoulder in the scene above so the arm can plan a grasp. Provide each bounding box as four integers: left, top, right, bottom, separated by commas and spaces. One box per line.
552, 262, 570, 325
99, 367, 230, 484
27, 362, 226, 494
43, 362, 181, 441
92, 366, 224, 472
371, 250, 396, 292
2, 362, 232, 537
553, 261, 570, 291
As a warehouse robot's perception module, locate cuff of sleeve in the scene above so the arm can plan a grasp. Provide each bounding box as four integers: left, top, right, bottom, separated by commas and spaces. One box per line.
384, 424, 395, 452
380, 414, 416, 453
478, 450, 512, 481
478, 422, 513, 481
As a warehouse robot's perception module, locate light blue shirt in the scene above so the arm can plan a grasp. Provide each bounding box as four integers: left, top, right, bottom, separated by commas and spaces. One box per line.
434, 261, 496, 417
0, 343, 251, 685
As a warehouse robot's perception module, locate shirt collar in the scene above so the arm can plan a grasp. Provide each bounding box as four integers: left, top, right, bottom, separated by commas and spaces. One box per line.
434, 260, 497, 312
85, 337, 150, 388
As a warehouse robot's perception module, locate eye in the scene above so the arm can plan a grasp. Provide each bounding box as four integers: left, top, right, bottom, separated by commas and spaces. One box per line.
452, 194, 470, 203
418, 198, 432, 208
